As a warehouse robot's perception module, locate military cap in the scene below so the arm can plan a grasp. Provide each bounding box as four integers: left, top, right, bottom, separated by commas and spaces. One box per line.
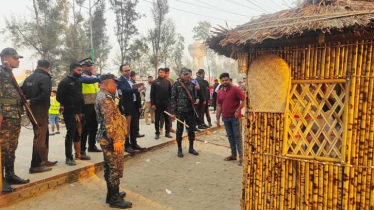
79, 57, 93, 66
180, 67, 189, 75
0, 48, 23, 59
100, 73, 119, 82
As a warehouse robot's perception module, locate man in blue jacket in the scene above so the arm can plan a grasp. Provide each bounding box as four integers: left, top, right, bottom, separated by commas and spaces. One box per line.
117, 64, 146, 154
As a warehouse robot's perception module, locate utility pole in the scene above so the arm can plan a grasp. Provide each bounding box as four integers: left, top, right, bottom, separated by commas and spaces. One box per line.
79, 0, 100, 72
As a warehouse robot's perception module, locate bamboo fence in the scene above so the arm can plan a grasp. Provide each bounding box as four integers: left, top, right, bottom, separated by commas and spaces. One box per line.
242, 39, 374, 209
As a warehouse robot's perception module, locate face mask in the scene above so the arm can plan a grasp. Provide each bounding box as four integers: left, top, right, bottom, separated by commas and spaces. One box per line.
73, 72, 81, 79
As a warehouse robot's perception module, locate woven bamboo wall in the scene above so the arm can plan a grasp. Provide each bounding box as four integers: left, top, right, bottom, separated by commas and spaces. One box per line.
242, 39, 374, 209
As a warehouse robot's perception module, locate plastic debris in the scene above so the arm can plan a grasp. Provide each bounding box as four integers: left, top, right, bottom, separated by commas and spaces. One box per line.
166, 189, 172, 194
204, 141, 208, 144
196, 162, 201, 164
146, 159, 151, 162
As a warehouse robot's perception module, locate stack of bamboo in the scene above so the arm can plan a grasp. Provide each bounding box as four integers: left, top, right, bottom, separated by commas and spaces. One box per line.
242, 39, 374, 209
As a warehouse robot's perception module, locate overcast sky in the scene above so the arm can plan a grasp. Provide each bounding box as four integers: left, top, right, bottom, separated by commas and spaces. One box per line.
0, 0, 294, 74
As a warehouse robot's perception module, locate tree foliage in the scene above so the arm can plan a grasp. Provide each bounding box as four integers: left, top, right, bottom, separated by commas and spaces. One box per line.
109, 0, 141, 64
148, 0, 169, 74
192, 21, 212, 41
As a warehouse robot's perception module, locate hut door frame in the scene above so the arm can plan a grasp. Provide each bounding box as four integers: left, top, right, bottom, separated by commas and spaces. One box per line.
283, 79, 349, 163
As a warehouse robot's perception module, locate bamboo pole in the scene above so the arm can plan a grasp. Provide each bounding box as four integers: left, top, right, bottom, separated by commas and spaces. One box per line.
333, 165, 339, 209
323, 163, 329, 209
301, 160, 306, 210
318, 163, 323, 209
328, 164, 333, 209
326, 43, 331, 79
313, 161, 319, 209
313, 44, 318, 77
321, 44, 327, 79
335, 42, 341, 77
306, 45, 311, 79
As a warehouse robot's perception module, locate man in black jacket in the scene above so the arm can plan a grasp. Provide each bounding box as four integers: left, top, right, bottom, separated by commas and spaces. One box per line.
195, 69, 209, 129
22, 60, 57, 173
151, 68, 173, 139
57, 62, 91, 166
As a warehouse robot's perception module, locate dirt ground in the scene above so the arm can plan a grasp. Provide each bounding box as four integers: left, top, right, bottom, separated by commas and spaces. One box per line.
3, 136, 242, 210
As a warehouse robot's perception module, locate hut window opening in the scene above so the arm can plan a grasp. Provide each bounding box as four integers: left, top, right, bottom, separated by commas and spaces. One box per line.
286, 80, 347, 161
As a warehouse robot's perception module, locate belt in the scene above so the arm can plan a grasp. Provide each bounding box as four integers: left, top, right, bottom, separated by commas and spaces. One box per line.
0, 99, 22, 105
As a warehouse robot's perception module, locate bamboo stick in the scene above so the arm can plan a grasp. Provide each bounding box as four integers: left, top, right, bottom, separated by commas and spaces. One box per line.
301, 160, 306, 210
301, 46, 306, 79
321, 44, 327, 79
326, 43, 331, 78
335, 42, 341, 77
323, 163, 329, 209
313, 44, 318, 77
328, 164, 333, 209
333, 165, 339, 209
306, 45, 311, 79
313, 161, 319, 210
318, 163, 323, 209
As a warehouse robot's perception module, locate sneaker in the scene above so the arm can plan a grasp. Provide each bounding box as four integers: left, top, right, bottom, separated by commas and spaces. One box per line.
154, 134, 160, 140
49, 132, 55, 136
66, 158, 76, 166
55, 131, 60, 134
165, 133, 173, 138
208, 122, 212, 127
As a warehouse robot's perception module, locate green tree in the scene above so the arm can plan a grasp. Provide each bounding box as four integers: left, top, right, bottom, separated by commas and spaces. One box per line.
148, 0, 169, 75
160, 18, 176, 67
192, 21, 212, 41
171, 34, 185, 73
109, 0, 141, 64
128, 36, 152, 77
90, 0, 111, 74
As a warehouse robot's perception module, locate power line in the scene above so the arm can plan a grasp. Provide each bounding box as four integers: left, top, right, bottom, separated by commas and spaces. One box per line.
245, 0, 270, 13
224, 0, 264, 13
174, 0, 252, 18
141, 0, 246, 24
191, 0, 255, 18
269, 0, 285, 9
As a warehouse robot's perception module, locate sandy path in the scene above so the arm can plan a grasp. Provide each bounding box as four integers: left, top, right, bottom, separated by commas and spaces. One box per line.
3, 138, 241, 210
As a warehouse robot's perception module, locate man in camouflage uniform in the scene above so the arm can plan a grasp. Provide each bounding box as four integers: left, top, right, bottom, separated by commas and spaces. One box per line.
171, 68, 200, 158
0, 48, 30, 193
95, 74, 132, 209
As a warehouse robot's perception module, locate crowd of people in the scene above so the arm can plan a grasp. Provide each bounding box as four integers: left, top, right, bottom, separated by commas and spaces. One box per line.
0, 47, 246, 209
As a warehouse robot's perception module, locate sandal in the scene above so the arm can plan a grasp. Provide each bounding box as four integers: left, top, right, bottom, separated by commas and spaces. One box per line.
224, 156, 237, 161
238, 157, 243, 166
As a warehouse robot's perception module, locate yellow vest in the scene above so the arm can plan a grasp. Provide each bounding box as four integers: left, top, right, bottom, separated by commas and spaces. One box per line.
82, 81, 99, 105
49, 96, 60, 115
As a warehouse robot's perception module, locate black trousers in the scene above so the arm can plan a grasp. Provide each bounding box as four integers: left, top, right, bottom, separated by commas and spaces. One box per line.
81, 104, 98, 152
125, 102, 139, 148
198, 101, 207, 125
154, 102, 170, 134
204, 101, 211, 124
63, 113, 80, 159
213, 94, 217, 111
31, 117, 49, 167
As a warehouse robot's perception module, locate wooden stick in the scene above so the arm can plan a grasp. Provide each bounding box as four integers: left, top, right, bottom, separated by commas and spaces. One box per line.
163, 111, 189, 128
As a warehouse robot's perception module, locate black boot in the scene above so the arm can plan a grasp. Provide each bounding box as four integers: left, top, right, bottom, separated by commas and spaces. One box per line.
106, 183, 126, 203
5, 165, 30, 184
109, 186, 132, 209
177, 149, 184, 158
2, 167, 15, 193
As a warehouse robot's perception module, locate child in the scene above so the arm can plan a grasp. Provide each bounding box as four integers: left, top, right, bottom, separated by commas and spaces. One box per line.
49, 90, 60, 135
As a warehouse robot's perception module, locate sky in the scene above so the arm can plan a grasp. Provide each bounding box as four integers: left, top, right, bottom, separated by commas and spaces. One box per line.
0, 0, 295, 75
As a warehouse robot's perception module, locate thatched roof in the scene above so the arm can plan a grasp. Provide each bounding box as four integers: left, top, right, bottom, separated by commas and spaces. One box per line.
208, 0, 374, 57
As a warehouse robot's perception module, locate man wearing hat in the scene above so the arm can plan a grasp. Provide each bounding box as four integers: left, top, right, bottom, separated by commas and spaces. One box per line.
22, 59, 58, 174
95, 74, 132, 209
57, 62, 91, 166
171, 68, 200, 157
79, 58, 102, 156
0, 48, 30, 193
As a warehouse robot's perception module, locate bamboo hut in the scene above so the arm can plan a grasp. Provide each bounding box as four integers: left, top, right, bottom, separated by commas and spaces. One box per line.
208, 0, 374, 209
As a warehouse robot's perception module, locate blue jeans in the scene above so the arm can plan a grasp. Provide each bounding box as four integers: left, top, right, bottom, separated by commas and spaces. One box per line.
223, 118, 243, 157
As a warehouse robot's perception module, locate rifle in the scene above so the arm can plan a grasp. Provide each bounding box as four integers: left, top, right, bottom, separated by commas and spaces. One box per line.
3, 61, 39, 128
178, 79, 199, 118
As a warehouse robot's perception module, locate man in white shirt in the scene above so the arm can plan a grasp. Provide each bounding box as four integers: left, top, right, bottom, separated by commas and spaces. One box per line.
144, 76, 154, 125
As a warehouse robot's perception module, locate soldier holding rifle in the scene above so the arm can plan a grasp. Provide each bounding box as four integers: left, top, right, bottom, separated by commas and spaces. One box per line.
0, 48, 30, 193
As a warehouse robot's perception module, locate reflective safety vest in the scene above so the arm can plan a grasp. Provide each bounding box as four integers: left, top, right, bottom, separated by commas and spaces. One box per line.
49, 96, 60, 115
82, 80, 99, 105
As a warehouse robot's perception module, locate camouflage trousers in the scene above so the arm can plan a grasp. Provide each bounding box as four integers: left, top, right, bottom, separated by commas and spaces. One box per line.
0, 118, 21, 168
100, 143, 124, 188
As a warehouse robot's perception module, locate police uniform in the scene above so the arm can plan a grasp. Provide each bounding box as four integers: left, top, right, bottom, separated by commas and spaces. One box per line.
95, 74, 132, 208
171, 68, 199, 157
0, 48, 30, 193
79, 58, 101, 154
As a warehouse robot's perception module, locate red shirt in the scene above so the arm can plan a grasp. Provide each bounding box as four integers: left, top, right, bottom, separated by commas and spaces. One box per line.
217, 84, 245, 119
